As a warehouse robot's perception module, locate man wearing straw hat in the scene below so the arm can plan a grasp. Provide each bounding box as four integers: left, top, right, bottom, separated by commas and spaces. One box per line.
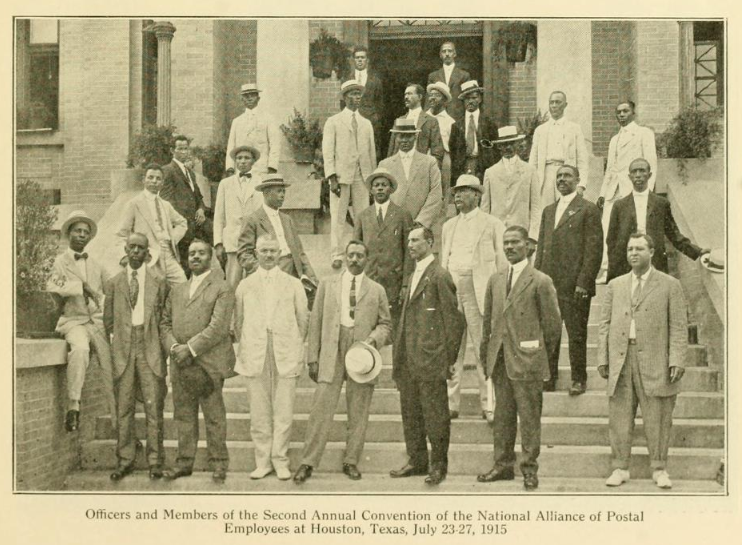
426, 82, 456, 199
294, 240, 391, 483
225, 83, 281, 176
449, 80, 500, 183
441, 175, 507, 423
322, 79, 377, 270
387, 83, 444, 167
47, 210, 116, 434
428, 41, 471, 122
481, 126, 542, 245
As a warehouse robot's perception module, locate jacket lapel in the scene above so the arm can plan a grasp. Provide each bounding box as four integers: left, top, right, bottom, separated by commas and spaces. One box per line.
409, 265, 432, 303
135, 194, 158, 234
504, 265, 534, 311
391, 155, 411, 197
626, 194, 638, 231
635, 269, 658, 309
143, 268, 157, 323
186, 273, 213, 307
377, 204, 395, 235
408, 152, 423, 185
646, 192, 658, 223
554, 196, 583, 232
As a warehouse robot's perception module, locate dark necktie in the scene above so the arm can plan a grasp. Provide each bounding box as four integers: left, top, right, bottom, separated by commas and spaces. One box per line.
240, 173, 252, 181
466, 113, 477, 156
506, 267, 513, 297
351, 112, 359, 150
377, 206, 384, 227
632, 276, 643, 311
74, 252, 88, 261
154, 196, 165, 231
349, 276, 356, 320
129, 269, 139, 308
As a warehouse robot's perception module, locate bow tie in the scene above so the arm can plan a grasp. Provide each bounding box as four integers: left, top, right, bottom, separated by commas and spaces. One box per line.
74, 252, 88, 261
239, 173, 252, 180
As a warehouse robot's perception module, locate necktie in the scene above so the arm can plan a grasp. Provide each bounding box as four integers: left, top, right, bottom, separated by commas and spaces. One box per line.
507, 267, 513, 297
632, 276, 643, 310
240, 173, 252, 181
466, 113, 476, 156
351, 113, 359, 150
154, 196, 165, 231
349, 276, 356, 320
74, 252, 88, 261
377, 206, 384, 227
129, 269, 139, 308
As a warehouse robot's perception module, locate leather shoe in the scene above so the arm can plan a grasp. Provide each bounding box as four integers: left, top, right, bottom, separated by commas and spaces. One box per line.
343, 463, 362, 480
110, 465, 134, 481
65, 410, 80, 432
477, 467, 515, 483
149, 465, 163, 480
293, 464, 313, 484
163, 466, 192, 480
213, 468, 227, 482
389, 463, 428, 478
542, 380, 556, 392
569, 381, 587, 396
425, 469, 446, 485
449, 410, 459, 420
523, 474, 539, 491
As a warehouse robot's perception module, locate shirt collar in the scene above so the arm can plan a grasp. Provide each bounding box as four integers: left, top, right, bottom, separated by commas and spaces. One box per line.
68, 247, 85, 260
551, 116, 565, 126
621, 121, 637, 133
408, 106, 422, 116
343, 107, 358, 118
444, 63, 455, 72
503, 155, 519, 165
398, 148, 415, 160
345, 270, 365, 283
258, 266, 279, 280
238, 170, 253, 180
173, 158, 186, 170
415, 254, 435, 271
427, 108, 452, 121
632, 266, 652, 283
245, 105, 259, 114
460, 207, 480, 221
467, 109, 480, 121
127, 265, 145, 279
510, 258, 528, 275
191, 269, 211, 283
143, 189, 159, 200
262, 203, 280, 217
633, 187, 650, 198
559, 190, 578, 205
375, 200, 390, 214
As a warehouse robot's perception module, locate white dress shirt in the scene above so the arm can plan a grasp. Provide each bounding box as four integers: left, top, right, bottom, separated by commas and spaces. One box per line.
173, 158, 195, 191
341, 270, 365, 327
448, 207, 480, 272
68, 247, 88, 282
398, 148, 415, 180
262, 204, 291, 256
142, 190, 169, 241
465, 109, 481, 156
502, 155, 519, 173
189, 269, 211, 299
428, 109, 455, 152
256, 266, 280, 328
409, 254, 435, 298
632, 188, 650, 234
375, 200, 390, 223
354, 69, 367, 87
238, 171, 255, 201
546, 117, 566, 162
406, 106, 423, 126
630, 267, 652, 339
554, 190, 578, 228
127, 265, 146, 326
443, 63, 455, 86
508, 257, 529, 293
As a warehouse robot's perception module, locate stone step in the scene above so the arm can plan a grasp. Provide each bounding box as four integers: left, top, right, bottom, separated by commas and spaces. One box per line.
64, 471, 724, 493
165, 389, 723, 419
80, 440, 723, 481
94, 414, 723, 449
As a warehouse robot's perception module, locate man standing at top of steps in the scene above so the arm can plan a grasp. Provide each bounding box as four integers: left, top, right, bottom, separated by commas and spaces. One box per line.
599, 232, 688, 490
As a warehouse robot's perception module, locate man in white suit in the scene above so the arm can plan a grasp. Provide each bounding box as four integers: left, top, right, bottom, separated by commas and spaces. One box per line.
323, 80, 377, 269
441, 175, 507, 422
426, 82, 456, 200
598, 233, 687, 489
116, 164, 188, 285
214, 145, 263, 291
378, 118, 443, 229
596, 101, 658, 282
225, 83, 280, 176
234, 235, 309, 480
529, 91, 589, 209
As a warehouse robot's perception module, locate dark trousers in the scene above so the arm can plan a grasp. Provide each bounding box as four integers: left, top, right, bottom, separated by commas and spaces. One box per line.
397, 370, 450, 472
549, 295, 591, 384
492, 349, 543, 476
114, 326, 165, 468
172, 368, 228, 471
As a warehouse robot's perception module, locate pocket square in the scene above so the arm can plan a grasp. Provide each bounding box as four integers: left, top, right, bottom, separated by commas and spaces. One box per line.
520, 340, 540, 349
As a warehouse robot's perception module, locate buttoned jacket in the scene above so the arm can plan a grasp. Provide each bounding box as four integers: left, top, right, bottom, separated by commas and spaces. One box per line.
529, 118, 590, 190
379, 151, 442, 229
322, 109, 377, 185
213, 173, 263, 252
601, 122, 658, 200
225, 106, 281, 173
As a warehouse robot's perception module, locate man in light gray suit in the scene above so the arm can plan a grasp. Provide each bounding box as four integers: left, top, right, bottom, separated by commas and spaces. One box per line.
598, 232, 688, 489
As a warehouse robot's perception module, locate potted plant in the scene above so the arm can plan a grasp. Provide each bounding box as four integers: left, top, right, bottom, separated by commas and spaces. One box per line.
309, 28, 350, 79
111, 124, 177, 196
516, 109, 549, 160
191, 142, 228, 210
16, 180, 61, 338
280, 109, 323, 163
496, 22, 537, 63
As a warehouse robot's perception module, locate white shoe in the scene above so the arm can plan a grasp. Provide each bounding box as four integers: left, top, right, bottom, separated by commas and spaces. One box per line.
275, 467, 292, 480
653, 470, 672, 489
605, 469, 630, 487
250, 466, 274, 479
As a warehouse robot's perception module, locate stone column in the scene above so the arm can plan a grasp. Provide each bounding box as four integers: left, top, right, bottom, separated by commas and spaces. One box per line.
149, 21, 176, 126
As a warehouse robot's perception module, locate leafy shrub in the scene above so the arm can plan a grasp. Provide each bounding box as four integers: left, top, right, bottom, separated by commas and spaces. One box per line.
16, 180, 58, 296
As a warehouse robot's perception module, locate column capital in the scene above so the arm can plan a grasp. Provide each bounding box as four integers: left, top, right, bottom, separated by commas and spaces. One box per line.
146, 21, 176, 41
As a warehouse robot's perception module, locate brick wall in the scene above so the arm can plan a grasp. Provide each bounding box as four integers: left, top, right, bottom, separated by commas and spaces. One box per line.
308, 20, 344, 126
219, 20, 258, 146
15, 145, 64, 192
507, 61, 537, 126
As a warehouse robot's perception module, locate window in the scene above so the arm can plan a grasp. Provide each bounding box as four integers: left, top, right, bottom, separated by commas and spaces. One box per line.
693, 21, 724, 110
16, 18, 60, 130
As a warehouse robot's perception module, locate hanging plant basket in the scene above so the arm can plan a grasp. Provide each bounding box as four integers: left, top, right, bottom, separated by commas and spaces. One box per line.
496, 22, 537, 64
309, 28, 350, 80
506, 40, 529, 63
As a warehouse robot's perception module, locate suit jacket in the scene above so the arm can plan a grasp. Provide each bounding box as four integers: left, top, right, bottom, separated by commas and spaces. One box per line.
225, 106, 281, 173
393, 260, 465, 382
605, 192, 703, 282
598, 269, 688, 397
480, 264, 561, 381
116, 191, 188, 266
427, 65, 471, 121
534, 194, 603, 298
322, 109, 377, 185
160, 272, 236, 379
343, 70, 384, 125
353, 201, 415, 304
160, 160, 206, 239
308, 273, 392, 384
529, 118, 589, 190
482, 157, 542, 241
449, 112, 501, 181
236, 206, 317, 283
600, 122, 658, 200
233, 268, 308, 378
103, 268, 168, 379
387, 111, 445, 164
47, 250, 110, 335
440, 209, 507, 314
379, 151, 442, 228
213, 173, 263, 252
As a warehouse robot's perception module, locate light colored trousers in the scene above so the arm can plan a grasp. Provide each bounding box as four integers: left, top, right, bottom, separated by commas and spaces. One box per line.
540, 162, 563, 210
152, 240, 187, 285
330, 168, 369, 261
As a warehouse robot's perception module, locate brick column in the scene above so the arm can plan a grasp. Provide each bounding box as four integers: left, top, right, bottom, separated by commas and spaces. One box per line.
149, 21, 176, 126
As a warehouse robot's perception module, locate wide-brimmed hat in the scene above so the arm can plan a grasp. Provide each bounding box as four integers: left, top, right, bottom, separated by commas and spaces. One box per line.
345, 341, 383, 384
255, 174, 291, 192
229, 145, 261, 161
240, 83, 261, 95
494, 125, 526, 144
426, 81, 452, 102
340, 80, 365, 96
458, 80, 485, 100
389, 118, 421, 134
61, 210, 97, 239
452, 174, 484, 193
365, 167, 398, 192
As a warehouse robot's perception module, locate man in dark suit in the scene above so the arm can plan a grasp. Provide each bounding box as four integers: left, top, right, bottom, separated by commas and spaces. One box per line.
160, 240, 236, 482
104, 233, 169, 481
427, 41, 470, 121
534, 165, 603, 395
449, 80, 500, 183
343, 45, 384, 158
387, 83, 444, 167
390, 227, 465, 485
354, 167, 414, 328
160, 135, 211, 274
477, 226, 561, 491
606, 158, 709, 282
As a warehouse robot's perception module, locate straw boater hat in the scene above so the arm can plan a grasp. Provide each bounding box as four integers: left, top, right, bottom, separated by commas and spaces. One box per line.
458, 79, 485, 100
340, 79, 365, 96
426, 81, 452, 102
61, 210, 97, 239
344, 341, 383, 384
452, 174, 484, 194
255, 174, 291, 192
229, 145, 261, 162
389, 118, 421, 134
494, 125, 526, 144
364, 167, 398, 192
240, 83, 261, 95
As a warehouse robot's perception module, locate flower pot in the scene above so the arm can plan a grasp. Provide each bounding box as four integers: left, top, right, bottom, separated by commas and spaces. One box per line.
311, 51, 335, 79
292, 146, 316, 164
16, 291, 61, 339
506, 40, 529, 63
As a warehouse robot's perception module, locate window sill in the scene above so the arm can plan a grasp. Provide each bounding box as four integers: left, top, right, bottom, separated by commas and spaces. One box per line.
16, 129, 64, 147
